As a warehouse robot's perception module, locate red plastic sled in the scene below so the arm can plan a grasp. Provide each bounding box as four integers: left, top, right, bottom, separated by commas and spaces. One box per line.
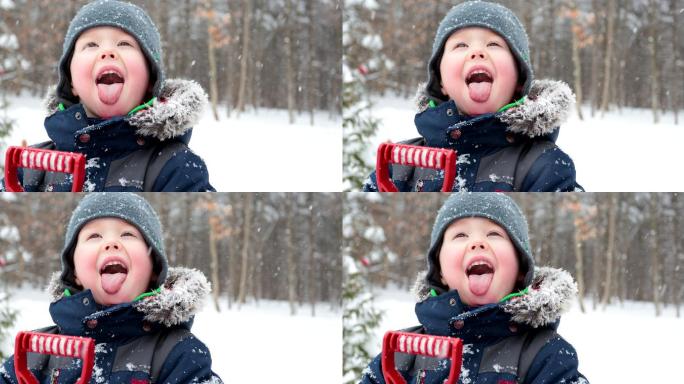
4, 146, 86, 192
381, 331, 463, 384
14, 331, 95, 384
375, 143, 457, 192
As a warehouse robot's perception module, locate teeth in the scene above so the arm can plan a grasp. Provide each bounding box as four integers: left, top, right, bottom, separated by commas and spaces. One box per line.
468, 260, 493, 271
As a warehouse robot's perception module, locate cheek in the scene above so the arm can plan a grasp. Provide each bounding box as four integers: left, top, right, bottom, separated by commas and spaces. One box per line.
124, 53, 150, 92
494, 54, 519, 90
69, 55, 94, 91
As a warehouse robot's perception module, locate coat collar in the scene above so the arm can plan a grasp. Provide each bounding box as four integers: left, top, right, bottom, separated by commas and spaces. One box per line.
45, 78, 207, 143
413, 267, 577, 342
414, 79, 573, 151
47, 267, 210, 341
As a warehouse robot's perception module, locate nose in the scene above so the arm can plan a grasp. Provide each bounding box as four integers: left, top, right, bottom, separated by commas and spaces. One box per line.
100, 52, 117, 60
104, 242, 120, 251
469, 241, 487, 251
470, 50, 486, 60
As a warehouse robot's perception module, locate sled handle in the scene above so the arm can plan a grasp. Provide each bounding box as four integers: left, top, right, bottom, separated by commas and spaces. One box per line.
4, 146, 86, 192
381, 331, 463, 384
14, 331, 95, 384
375, 143, 457, 192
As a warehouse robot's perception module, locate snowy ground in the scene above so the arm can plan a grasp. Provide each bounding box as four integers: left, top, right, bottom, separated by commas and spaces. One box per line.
366, 286, 683, 384
0, 286, 342, 383
364, 94, 684, 192
2, 94, 343, 192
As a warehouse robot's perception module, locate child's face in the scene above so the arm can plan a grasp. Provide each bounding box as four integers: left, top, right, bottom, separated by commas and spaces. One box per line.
70, 26, 150, 119
73, 217, 153, 306
439, 27, 518, 116
438, 217, 520, 306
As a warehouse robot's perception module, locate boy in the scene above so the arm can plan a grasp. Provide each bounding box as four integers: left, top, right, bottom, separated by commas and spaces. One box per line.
364, 1, 582, 192
0, 193, 222, 383
3, 0, 214, 192
361, 193, 588, 383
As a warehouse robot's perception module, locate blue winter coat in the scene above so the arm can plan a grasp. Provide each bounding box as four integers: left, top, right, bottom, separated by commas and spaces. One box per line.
364, 80, 583, 192
2, 79, 214, 192
360, 267, 588, 384
0, 267, 222, 384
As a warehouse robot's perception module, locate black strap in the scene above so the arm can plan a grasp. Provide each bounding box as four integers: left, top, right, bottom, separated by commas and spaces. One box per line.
143, 141, 188, 191
512, 140, 556, 191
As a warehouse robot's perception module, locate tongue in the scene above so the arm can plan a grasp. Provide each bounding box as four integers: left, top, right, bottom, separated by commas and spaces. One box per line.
468, 82, 492, 103
101, 273, 126, 294
468, 273, 493, 296
97, 83, 124, 105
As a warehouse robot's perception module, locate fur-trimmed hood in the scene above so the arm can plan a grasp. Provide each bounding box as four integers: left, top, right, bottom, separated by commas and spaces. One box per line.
48, 266, 211, 327
45, 78, 208, 141
415, 79, 575, 138
413, 266, 577, 328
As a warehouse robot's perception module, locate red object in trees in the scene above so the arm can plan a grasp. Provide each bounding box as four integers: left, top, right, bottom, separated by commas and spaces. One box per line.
375, 143, 457, 192
357, 64, 369, 76
14, 331, 95, 384
360, 257, 370, 267
4, 146, 86, 192
382, 331, 463, 384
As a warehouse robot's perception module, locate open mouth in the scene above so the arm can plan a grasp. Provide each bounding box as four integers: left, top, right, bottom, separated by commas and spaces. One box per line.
466, 259, 494, 296
99, 259, 129, 295
95, 68, 125, 106
465, 68, 493, 103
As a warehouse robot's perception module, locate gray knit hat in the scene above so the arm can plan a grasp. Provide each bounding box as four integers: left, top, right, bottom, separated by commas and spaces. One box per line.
59, 192, 168, 292
57, 0, 164, 105
426, 0, 533, 102
426, 192, 534, 293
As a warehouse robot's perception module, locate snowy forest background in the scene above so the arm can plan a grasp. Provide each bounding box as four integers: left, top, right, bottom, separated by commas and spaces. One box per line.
0, 0, 342, 120
345, 192, 684, 316
345, 0, 683, 120
0, 193, 343, 311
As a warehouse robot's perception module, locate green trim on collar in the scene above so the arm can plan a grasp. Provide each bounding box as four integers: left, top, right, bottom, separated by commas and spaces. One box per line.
499, 286, 530, 302
428, 100, 437, 108
497, 96, 527, 113
133, 287, 161, 301
58, 103, 65, 111
128, 97, 156, 116
63, 288, 71, 297
430, 288, 438, 297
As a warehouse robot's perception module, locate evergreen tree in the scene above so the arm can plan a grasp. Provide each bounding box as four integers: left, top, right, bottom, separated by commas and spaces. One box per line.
0, 277, 18, 360
342, 256, 383, 384
0, 94, 15, 174
342, 65, 379, 191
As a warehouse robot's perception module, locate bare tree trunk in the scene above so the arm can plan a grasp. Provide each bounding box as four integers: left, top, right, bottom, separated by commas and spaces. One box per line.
599, 0, 615, 115
305, 0, 316, 125
569, 0, 584, 120
236, 0, 252, 114
307, 193, 316, 316
237, 193, 254, 304
650, 193, 662, 316
209, 218, 221, 312
206, 13, 220, 121
589, 0, 601, 116
674, 193, 682, 317
600, 193, 617, 308
285, 0, 296, 124
571, 196, 586, 312
648, 0, 660, 123
671, 0, 680, 124
286, 199, 297, 315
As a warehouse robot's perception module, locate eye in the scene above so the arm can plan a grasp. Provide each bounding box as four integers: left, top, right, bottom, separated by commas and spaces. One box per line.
118, 41, 133, 47
86, 233, 101, 240
487, 231, 503, 237
487, 41, 502, 47
454, 42, 468, 49
83, 42, 98, 49
453, 232, 468, 239
121, 231, 137, 238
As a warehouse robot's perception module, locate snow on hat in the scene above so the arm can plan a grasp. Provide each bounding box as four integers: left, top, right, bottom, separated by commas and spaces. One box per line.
56, 0, 164, 105
425, 0, 533, 102
425, 192, 535, 293
59, 192, 168, 292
